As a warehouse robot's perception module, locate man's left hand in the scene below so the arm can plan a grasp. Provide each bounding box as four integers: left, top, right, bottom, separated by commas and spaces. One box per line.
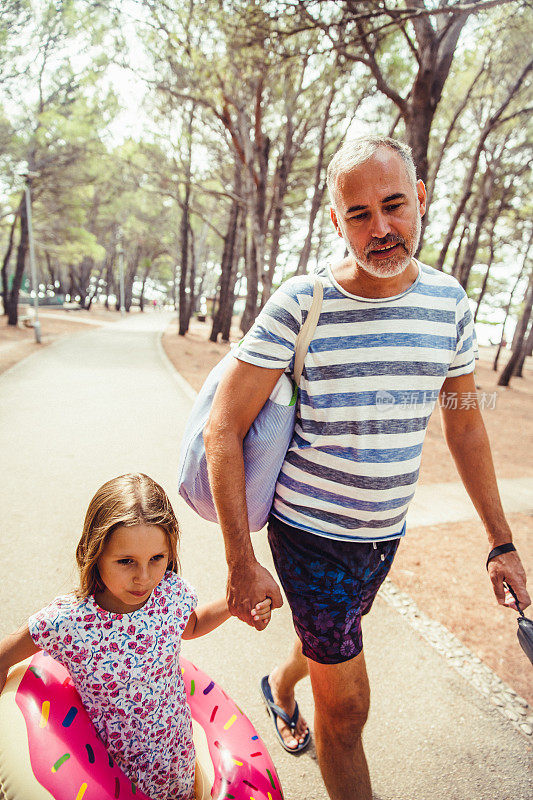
488, 550, 530, 611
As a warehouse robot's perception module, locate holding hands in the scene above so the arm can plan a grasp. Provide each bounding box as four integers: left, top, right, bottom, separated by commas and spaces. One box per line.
226, 558, 283, 631
251, 597, 272, 628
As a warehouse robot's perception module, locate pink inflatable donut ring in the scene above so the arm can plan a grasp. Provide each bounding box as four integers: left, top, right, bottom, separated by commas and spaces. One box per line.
0, 651, 284, 800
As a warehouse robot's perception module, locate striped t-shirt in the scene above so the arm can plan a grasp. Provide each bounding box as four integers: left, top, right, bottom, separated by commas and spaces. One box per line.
235, 261, 478, 542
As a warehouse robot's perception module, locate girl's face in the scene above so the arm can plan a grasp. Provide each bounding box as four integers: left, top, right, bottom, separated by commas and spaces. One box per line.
95, 524, 170, 613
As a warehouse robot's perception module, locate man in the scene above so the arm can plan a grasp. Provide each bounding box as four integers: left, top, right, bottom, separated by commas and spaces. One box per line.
203, 136, 530, 800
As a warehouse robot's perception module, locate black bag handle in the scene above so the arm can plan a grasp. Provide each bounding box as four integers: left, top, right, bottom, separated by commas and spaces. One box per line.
504, 582, 533, 667
504, 581, 525, 618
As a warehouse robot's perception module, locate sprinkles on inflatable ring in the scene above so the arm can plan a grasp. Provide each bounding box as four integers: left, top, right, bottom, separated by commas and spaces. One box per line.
0, 651, 284, 800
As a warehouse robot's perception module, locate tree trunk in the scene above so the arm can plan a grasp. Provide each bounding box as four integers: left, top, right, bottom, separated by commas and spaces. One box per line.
178, 103, 195, 336
188, 223, 196, 318
104, 254, 116, 310
252, 132, 270, 306
76, 256, 94, 309
178, 177, 191, 335
124, 247, 140, 313
69, 266, 78, 303
240, 236, 259, 335
295, 84, 336, 276
1, 203, 20, 315
7, 193, 28, 326
262, 135, 292, 307
473, 236, 494, 324
210, 164, 242, 342
455, 168, 494, 289
314, 202, 328, 271
140, 261, 153, 313
497, 271, 533, 386
172, 262, 178, 311
405, 107, 433, 191
221, 207, 245, 342
355, 1, 470, 189
84, 260, 106, 310
437, 140, 486, 273
474, 265, 491, 324
406, 6, 470, 187
45, 251, 54, 291
448, 212, 467, 278
238, 78, 270, 311
494, 232, 532, 370
238, 155, 260, 336
192, 222, 210, 305
195, 255, 211, 312
514, 324, 533, 377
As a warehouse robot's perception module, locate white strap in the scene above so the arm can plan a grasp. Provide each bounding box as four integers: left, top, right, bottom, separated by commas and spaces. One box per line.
293, 277, 323, 384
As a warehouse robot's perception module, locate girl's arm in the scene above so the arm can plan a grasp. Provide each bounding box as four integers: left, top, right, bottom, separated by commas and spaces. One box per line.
0, 623, 39, 693
182, 597, 271, 640
182, 598, 230, 640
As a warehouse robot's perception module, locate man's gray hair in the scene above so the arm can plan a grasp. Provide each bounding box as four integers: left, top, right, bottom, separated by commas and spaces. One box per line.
327, 136, 417, 207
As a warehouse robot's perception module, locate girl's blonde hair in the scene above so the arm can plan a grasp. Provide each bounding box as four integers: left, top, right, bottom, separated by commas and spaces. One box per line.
76, 473, 180, 598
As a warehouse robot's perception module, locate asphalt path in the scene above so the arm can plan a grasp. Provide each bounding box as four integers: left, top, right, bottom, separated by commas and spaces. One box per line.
0, 311, 530, 800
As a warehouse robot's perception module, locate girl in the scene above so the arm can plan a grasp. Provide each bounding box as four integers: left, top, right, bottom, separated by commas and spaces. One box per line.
0, 473, 271, 800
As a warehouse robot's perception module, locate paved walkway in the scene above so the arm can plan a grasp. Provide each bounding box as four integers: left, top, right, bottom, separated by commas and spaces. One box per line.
408, 478, 532, 526
0, 312, 530, 800
36, 311, 111, 325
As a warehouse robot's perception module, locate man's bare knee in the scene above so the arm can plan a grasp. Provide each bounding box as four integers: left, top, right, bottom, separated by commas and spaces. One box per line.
316, 691, 370, 745
309, 649, 371, 745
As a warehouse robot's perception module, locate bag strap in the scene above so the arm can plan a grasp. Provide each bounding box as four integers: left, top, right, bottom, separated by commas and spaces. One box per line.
293, 276, 323, 384
504, 581, 525, 618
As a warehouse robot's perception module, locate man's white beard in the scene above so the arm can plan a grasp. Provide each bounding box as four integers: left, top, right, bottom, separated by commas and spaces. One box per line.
347, 213, 422, 279
350, 246, 411, 278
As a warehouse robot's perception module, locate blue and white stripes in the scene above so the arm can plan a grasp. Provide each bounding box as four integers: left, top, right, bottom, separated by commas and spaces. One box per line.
236, 262, 477, 542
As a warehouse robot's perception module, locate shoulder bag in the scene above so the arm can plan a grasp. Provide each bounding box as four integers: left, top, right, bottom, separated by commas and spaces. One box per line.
177, 277, 323, 531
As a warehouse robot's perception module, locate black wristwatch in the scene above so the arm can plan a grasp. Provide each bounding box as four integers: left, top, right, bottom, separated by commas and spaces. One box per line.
486, 543, 516, 570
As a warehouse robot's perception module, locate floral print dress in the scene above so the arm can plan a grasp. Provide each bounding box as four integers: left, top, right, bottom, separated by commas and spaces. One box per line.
29, 571, 198, 800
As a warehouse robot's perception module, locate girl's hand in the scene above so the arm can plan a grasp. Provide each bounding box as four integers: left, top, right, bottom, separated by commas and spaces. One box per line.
251, 597, 272, 628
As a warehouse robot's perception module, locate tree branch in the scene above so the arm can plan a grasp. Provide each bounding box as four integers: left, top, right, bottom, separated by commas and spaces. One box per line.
426, 56, 488, 207
436, 56, 533, 270
355, 20, 408, 116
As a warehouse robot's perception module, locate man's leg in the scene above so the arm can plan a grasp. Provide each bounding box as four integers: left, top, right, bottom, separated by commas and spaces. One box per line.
268, 638, 310, 749
308, 648, 371, 800
266, 517, 397, 767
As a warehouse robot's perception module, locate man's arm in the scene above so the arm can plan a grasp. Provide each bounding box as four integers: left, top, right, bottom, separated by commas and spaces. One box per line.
203, 358, 285, 628
439, 371, 530, 610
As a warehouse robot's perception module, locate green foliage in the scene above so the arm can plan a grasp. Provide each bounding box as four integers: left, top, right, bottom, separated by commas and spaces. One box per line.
0, 0, 530, 320
59, 227, 105, 264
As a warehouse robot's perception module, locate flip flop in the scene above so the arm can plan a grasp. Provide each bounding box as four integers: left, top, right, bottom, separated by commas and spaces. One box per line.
260, 674, 311, 753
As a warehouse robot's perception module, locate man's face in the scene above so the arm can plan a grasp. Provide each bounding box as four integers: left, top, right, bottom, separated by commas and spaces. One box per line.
330, 148, 426, 279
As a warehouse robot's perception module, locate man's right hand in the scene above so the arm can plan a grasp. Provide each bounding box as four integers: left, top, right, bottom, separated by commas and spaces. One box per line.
488, 550, 530, 611
227, 559, 283, 630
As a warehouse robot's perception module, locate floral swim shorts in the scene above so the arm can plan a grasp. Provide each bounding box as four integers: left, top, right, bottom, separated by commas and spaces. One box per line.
267, 516, 402, 665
